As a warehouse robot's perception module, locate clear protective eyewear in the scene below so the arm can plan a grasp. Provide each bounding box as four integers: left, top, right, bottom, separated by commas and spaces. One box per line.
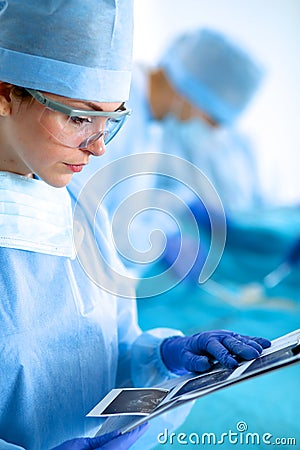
25, 88, 131, 149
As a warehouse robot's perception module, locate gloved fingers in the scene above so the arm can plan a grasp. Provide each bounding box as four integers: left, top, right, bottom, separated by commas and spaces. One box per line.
205, 340, 239, 369
86, 430, 120, 449
231, 334, 271, 353
100, 423, 149, 450
182, 351, 212, 373
243, 336, 271, 349
51, 436, 115, 450
234, 335, 263, 353
222, 336, 261, 360
50, 426, 148, 450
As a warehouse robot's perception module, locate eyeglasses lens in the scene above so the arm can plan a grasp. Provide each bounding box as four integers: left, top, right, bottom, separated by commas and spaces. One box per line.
38, 107, 126, 148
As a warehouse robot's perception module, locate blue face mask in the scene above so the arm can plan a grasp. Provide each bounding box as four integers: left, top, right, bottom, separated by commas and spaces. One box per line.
161, 115, 217, 161
157, 115, 217, 207
160, 114, 262, 213
0, 172, 75, 257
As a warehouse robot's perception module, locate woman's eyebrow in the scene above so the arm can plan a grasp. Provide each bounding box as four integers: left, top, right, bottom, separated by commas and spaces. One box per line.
115, 102, 126, 112
85, 101, 125, 112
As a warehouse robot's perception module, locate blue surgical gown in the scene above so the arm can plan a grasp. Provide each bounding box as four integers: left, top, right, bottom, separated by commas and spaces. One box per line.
0, 172, 182, 450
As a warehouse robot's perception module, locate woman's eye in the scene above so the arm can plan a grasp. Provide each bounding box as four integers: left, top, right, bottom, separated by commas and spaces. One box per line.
70, 116, 92, 126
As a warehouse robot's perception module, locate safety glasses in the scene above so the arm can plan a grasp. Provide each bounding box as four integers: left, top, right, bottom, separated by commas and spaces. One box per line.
25, 88, 131, 149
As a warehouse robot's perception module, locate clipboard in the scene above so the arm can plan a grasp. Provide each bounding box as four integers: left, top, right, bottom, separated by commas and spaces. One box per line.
87, 328, 300, 435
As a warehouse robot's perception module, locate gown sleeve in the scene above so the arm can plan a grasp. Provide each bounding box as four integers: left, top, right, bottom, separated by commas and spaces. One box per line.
69, 181, 192, 445
115, 291, 184, 388
72, 184, 184, 387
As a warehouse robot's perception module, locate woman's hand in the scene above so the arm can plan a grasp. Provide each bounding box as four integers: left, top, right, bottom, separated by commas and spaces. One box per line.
51, 424, 148, 450
160, 330, 271, 374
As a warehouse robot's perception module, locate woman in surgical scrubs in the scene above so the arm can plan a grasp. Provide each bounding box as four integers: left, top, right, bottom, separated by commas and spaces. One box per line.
0, 1, 271, 449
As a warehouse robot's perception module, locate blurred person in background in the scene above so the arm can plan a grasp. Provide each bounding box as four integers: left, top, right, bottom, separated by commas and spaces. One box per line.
75, 27, 266, 277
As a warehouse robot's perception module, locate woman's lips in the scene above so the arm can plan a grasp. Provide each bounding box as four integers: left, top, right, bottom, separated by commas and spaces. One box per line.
65, 163, 86, 173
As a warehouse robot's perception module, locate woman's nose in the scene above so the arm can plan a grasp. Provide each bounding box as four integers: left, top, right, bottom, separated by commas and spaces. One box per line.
84, 137, 106, 157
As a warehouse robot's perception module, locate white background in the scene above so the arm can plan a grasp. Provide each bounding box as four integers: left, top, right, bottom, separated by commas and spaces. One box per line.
133, 0, 300, 205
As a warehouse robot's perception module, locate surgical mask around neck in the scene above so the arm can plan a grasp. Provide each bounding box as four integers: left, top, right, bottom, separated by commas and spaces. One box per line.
0, 172, 75, 258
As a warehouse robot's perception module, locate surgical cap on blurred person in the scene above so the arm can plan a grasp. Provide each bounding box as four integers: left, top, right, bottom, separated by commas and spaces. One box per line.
160, 28, 265, 125
0, 0, 133, 101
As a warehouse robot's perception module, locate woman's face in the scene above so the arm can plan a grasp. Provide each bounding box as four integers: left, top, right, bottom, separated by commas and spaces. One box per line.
0, 87, 123, 187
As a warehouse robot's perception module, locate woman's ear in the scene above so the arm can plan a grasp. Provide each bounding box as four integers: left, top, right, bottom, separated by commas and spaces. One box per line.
0, 81, 13, 116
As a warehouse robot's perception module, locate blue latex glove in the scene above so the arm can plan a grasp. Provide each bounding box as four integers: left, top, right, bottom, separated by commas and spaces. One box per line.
161, 234, 209, 283
51, 424, 148, 450
161, 197, 230, 283
188, 197, 231, 230
161, 330, 271, 374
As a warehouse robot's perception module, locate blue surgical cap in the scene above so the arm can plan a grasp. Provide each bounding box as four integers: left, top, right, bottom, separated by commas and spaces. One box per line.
160, 28, 265, 125
0, 0, 133, 102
